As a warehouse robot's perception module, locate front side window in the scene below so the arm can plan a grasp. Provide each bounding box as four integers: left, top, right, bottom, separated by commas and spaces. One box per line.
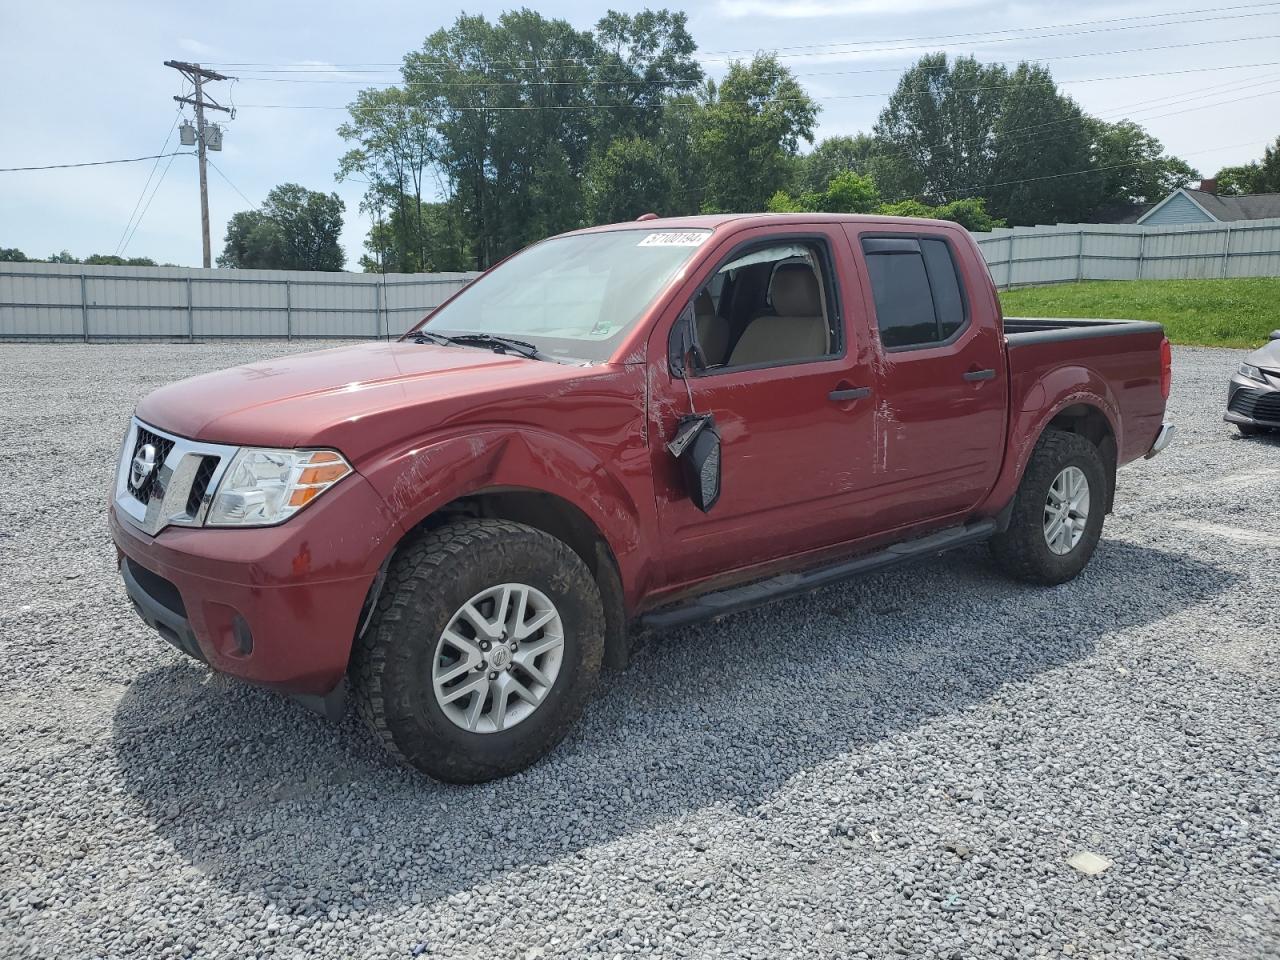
861, 237, 968, 350
690, 240, 839, 371
418, 229, 710, 362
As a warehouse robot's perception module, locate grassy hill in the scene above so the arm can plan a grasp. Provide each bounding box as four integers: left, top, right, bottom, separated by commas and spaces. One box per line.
999, 278, 1280, 349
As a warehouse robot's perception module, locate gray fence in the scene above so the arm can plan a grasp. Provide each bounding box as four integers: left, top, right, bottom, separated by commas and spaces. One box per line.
0, 262, 479, 341
973, 216, 1280, 289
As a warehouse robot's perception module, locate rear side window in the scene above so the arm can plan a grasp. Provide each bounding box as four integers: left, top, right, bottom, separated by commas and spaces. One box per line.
862, 237, 968, 349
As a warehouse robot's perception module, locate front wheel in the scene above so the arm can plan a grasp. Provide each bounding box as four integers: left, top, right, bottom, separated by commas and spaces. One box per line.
1237, 422, 1265, 437
352, 519, 604, 783
990, 429, 1107, 585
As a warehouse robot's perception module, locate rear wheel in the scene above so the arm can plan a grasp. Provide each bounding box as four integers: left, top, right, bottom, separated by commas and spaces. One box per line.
352, 519, 604, 783
990, 429, 1107, 585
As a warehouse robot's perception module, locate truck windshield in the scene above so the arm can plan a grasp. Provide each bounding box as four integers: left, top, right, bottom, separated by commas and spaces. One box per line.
416, 228, 711, 362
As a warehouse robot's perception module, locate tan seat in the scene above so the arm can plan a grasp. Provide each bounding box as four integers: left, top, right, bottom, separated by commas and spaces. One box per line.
694, 290, 730, 367
728, 263, 829, 367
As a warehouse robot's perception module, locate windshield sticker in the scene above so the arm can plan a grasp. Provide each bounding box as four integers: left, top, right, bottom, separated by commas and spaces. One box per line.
638, 232, 709, 247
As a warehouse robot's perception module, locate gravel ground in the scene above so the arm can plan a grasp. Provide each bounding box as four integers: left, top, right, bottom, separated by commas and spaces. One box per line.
1, 342, 1277, 960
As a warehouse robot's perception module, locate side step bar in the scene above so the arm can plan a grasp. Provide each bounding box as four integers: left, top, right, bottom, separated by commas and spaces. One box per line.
638, 520, 997, 632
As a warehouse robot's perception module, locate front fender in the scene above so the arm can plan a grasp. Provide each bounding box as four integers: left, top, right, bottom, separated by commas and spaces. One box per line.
360, 426, 652, 604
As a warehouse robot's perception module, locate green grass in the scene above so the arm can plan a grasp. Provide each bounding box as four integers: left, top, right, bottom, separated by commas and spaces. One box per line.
999, 278, 1280, 349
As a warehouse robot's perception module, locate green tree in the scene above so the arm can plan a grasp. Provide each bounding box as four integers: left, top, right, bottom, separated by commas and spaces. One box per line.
985, 63, 1095, 224
871, 54, 1007, 204
0, 248, 27, 262
794, 134, 876, 193
83, 254, 158, 266
360, 195, 469, 273
767, 170, 879, 214
1089, 119, 1197, 205
695, 55, 818, 212
218, 184, 345, 271
338, 86, 442, 272
584, 136, 676, 223
931, 197, 1003, 231
46, 250, 78, 263
1215, 135, 1280, 194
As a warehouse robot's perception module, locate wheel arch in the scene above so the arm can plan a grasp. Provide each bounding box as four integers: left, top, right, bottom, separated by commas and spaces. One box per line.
361, 486, 631, 671
1043, 402, 1118, 513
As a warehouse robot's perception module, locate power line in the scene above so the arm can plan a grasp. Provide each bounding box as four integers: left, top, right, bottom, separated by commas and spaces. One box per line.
205, 158, 257, 209
203, 1, 1280, 72
0, 152, 191, 172
120, 152, 184, 256
936, 136, 1268, 200
230, 34, 1280, 112
115, 110, 183, 256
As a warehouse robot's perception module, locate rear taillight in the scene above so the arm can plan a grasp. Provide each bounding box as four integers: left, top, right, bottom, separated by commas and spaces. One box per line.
1159, 337, 1172, 400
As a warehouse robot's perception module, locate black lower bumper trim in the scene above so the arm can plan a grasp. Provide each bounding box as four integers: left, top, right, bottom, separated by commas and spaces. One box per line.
121, 557, 205, 663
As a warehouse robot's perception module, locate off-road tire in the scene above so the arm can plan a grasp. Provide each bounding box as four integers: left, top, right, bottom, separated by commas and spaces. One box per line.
352, 518, 604, 783
989, 428, 1107, 586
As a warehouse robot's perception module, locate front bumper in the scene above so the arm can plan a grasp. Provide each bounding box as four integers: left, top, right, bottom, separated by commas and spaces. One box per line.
110, 470, 401, 698
1225, 373, 1280, 427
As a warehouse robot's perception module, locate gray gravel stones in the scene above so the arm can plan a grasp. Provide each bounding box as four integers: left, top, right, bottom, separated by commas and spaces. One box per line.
1, 341, 1278, 959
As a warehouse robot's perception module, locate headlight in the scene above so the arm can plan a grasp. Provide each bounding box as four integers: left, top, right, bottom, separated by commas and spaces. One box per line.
206, 448, 352, 527
1239, 363, 1265, 382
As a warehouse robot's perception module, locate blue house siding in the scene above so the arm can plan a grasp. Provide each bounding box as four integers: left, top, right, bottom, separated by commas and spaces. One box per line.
1141, 192, 1215, 225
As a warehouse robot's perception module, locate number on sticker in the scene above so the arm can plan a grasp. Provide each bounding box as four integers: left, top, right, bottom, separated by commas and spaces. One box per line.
638, 232, 708, 247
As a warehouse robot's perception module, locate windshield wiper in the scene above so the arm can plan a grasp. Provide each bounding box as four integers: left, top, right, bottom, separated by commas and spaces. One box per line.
413, 330, 557, 362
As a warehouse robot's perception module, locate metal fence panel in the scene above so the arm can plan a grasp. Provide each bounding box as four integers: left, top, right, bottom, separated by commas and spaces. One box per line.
973, 217, 1280, 288
0, 262, 479, 340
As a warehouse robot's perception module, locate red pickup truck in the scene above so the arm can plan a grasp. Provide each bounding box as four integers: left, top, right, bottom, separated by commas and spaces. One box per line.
110, 213, 1174, 782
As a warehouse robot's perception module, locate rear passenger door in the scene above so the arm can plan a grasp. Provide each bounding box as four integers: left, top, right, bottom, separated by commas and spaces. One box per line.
845, 226, 1007, 528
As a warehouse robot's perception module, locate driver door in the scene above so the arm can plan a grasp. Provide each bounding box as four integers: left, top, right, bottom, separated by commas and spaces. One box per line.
647, 226, 878, 590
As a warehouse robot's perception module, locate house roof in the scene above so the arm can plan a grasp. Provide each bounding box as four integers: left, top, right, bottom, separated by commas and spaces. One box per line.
1138, 188, 1280, 224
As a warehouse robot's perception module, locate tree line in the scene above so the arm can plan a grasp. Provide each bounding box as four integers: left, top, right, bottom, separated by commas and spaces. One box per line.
23, 9, 1279, 273
323, 9, 1210, 273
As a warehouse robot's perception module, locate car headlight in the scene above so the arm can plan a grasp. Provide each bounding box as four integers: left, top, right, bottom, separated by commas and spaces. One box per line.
206, 448, 352, 527
1239, 363, 1266, 382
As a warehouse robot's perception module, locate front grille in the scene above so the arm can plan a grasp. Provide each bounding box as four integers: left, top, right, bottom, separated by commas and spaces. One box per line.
185, 456, 221, 516
1229, 388, 1280, 424
127, 426, 175, 504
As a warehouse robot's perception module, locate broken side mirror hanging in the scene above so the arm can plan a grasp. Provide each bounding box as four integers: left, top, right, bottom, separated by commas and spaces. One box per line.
666, 301, 720, 511
667, 413, 721, 512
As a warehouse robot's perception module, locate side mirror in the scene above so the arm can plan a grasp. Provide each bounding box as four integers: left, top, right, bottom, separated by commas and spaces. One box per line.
667, 305, 705, 376
666, 413, 721, 512
1270, 330, 1280, 341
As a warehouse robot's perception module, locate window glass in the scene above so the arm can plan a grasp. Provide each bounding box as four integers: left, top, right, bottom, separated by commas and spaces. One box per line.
695, 241, 836, 370
862, 237, 968, 349
921, 239, 965, 340
420, 228, 709, 362
863, 251, 937, 349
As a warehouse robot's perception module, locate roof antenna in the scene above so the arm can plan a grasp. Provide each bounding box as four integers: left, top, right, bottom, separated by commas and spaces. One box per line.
635, 212, 659, 221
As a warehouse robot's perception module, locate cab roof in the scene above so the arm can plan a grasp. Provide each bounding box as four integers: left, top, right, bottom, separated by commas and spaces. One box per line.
564, 212, 961, 236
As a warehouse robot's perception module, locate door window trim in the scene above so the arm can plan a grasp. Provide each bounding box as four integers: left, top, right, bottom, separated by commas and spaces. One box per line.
857, 231, 971, 354
670, 233, 846, 378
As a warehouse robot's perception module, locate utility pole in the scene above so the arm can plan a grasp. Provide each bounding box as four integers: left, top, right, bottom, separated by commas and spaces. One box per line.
164, 60, 232, 268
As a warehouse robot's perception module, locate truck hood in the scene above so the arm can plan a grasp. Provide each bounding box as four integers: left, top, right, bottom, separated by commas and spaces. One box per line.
135, 341, 598, 455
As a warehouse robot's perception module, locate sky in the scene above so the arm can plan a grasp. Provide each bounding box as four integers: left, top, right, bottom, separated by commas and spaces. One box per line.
2, 0, 1278, 269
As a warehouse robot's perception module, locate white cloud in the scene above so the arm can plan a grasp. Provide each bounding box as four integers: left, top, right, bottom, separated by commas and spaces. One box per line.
178, 37, 218, 57
715, 0, 986, 19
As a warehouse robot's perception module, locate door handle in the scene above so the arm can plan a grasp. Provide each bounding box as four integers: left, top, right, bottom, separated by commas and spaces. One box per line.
963, 368, 996, 382
828, 386, 871, 401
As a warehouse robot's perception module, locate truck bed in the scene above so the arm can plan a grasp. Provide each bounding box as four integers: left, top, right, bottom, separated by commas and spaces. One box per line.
1001, 316, 1168, 467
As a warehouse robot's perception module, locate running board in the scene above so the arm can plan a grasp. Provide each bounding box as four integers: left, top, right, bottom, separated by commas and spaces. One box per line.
638, 520, 997, 632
